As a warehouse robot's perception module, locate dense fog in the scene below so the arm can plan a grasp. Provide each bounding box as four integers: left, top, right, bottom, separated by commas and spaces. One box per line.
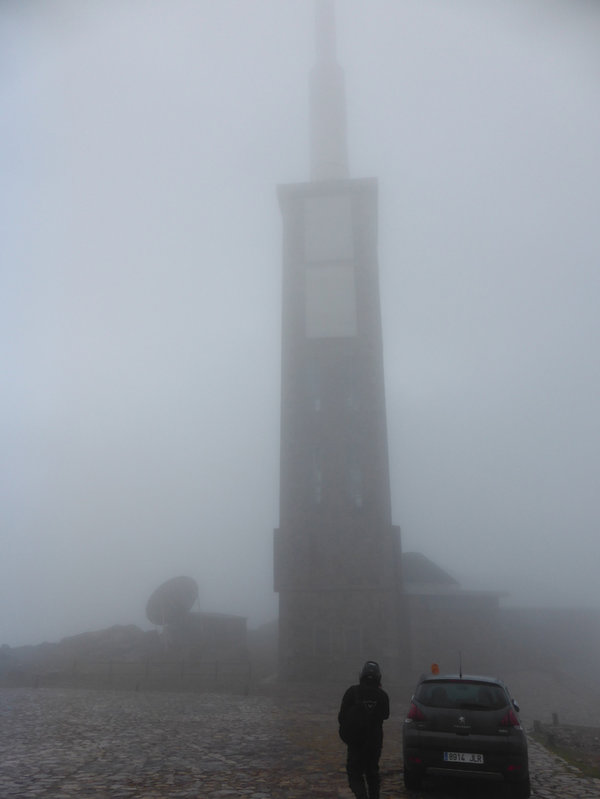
2, 0, 600, 647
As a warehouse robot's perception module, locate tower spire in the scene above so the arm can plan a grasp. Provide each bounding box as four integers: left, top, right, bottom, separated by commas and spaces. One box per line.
310, 0, 349, 181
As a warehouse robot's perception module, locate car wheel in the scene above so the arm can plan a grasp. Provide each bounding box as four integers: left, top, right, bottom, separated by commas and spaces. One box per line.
403, 767, 422, 790
511, 776, 531, 798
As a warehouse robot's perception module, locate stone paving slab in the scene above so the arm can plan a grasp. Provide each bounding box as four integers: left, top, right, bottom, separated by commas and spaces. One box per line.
1, 687, 598, 798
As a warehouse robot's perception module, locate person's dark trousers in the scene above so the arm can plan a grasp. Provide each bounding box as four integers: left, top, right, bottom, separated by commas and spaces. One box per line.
346, 744, 381, 799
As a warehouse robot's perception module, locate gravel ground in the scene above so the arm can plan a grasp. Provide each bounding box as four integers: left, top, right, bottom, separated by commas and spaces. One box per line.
1, 684, 599, 798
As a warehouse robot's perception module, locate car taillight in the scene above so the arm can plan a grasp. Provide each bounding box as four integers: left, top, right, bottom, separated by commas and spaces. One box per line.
500, 709, 521, 728
406, 701, 425, 721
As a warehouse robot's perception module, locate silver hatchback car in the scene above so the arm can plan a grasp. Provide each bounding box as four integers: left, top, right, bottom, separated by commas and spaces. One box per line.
402, 673, 530, 797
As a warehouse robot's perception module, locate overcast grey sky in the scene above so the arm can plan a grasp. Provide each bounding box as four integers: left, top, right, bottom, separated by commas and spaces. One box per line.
2, 0, 600, 647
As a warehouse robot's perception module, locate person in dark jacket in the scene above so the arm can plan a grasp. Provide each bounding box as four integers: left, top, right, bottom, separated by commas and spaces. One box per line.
338, 660, 390, 799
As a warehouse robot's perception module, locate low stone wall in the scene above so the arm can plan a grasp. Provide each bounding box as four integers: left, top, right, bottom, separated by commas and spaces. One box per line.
1, 657, 254, 693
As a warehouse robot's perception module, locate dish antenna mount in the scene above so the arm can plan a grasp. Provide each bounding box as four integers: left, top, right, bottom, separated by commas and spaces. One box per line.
145, 575, 199, 627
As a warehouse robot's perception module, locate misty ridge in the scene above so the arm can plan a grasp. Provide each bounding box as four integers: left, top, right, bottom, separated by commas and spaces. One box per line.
1, 0, 600, 703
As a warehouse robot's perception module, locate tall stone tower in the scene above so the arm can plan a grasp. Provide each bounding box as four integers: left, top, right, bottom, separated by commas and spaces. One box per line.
274, 0, 408, 681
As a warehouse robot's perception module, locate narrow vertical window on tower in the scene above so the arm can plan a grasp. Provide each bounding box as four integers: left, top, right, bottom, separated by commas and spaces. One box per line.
346, 446, 363, 509
341, 350, 360, 411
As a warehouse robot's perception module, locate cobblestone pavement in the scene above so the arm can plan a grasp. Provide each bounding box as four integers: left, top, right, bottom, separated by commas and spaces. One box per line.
1, 687, 599, 798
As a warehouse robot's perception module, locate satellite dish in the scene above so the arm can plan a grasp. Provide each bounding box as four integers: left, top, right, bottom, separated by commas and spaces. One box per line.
146, 576, 199, 626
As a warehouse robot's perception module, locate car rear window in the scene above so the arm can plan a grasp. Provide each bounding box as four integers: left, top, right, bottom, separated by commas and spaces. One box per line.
416, 680, 508, 710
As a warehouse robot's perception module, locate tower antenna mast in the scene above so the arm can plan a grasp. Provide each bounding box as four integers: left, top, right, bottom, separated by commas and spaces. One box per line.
310, 0, 349, 180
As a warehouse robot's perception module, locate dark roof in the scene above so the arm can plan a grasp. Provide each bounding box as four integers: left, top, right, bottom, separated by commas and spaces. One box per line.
418, 674, 505, 686
401, 552, 459, 586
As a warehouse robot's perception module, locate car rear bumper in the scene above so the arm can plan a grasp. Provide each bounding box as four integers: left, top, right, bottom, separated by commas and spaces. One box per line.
426, 766, 504, 781
403, 737, 529, 783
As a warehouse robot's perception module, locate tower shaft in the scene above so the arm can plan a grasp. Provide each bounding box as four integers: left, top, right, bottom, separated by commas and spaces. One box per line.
274, 1, 408, 681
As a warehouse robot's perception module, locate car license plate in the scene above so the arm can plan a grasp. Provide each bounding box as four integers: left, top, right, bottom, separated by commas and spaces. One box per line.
444, 752, 484, 764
